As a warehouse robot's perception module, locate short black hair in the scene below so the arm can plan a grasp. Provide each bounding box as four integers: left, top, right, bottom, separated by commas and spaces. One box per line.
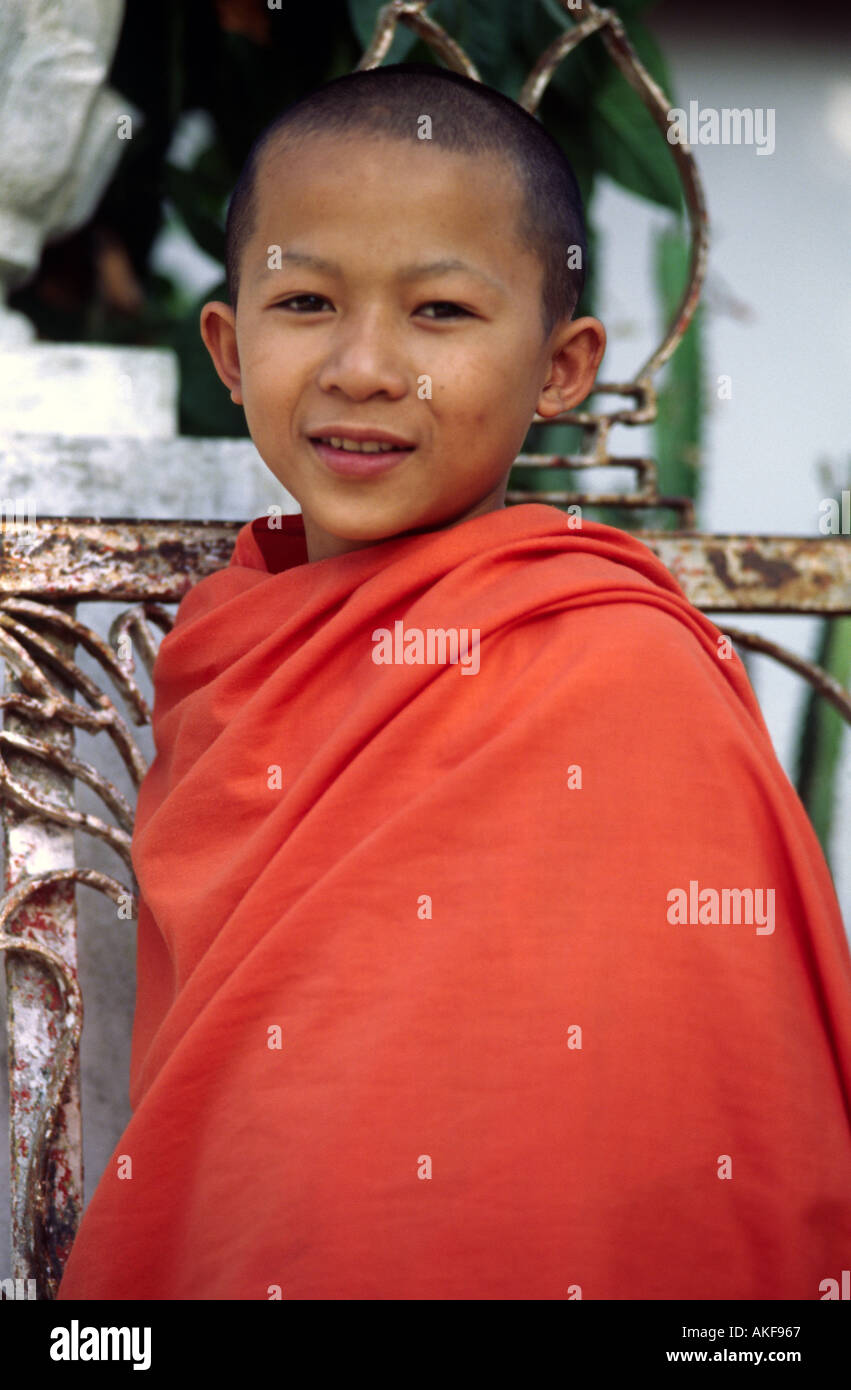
224, 61, 587, 339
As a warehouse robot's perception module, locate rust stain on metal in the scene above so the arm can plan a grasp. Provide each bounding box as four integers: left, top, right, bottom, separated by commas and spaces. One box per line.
707, 548, 736, 591
653, 536, 851, 614
739, 547, 799, 588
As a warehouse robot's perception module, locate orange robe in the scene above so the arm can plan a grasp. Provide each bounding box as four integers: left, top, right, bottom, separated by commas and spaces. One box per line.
57, 504, 851, 1299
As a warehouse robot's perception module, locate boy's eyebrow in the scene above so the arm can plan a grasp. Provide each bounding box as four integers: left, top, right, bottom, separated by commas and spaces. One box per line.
255, 250, 505, 294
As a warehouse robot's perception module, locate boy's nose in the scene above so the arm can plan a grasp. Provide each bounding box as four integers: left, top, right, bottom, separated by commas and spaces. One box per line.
315, 321, 408, 398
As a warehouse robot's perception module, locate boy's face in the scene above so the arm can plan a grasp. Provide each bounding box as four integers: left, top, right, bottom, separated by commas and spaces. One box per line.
201, 131, 605, 563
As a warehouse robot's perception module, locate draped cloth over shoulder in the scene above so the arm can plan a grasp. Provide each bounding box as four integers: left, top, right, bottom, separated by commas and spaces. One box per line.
57, 503, 851, 1300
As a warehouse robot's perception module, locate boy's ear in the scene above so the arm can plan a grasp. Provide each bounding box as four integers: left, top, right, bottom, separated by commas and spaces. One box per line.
536, 315, 607, 419
199, 301, 243, 405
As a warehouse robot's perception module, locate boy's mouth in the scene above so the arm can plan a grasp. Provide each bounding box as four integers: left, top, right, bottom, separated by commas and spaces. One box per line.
308, 433, 415, 478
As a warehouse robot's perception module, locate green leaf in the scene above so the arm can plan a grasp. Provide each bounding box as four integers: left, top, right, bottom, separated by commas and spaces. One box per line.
652, 223, 704, 519
531, 6, 681, 211
192, 140, 238, 199
795, 614, 851, 866
458, 0, 521, 87
594, 13, 681, 209
539, 2, 665, 42
590, 72, 682, 210
346, 0, 436, 61
167, 280, 250, 439
164, 163, 226, 266
346, 0, 528, 87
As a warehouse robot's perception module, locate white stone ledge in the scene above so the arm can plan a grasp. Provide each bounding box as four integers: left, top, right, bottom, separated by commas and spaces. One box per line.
0, 345, 179, 438
0, 431, 300, 520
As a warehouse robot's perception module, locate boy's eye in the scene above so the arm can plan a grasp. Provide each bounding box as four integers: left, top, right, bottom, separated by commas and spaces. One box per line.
274, 296, 470, 319
276, 294, 331, 312
416, 301, 471, 319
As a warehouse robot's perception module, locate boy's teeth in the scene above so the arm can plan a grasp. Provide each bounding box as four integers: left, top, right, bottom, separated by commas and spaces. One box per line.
324, 436, 403, 453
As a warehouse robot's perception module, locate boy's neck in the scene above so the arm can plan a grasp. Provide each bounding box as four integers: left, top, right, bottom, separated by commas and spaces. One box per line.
302, 491, 509, 564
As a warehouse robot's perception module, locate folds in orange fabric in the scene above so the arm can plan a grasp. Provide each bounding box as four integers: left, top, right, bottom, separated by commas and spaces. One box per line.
57, 504, 851, 1300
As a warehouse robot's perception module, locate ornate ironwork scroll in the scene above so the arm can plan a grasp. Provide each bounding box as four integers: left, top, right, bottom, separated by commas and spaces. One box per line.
1, 579, 170, 1298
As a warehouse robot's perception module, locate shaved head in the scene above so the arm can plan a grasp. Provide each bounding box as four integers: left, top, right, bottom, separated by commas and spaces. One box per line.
224, 62, 588, 341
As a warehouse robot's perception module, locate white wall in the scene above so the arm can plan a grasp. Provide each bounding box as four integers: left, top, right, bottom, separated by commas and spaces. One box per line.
593, 20, 851, 924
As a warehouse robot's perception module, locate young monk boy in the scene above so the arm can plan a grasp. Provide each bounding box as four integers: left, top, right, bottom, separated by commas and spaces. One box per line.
57, 61, 851, 1301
